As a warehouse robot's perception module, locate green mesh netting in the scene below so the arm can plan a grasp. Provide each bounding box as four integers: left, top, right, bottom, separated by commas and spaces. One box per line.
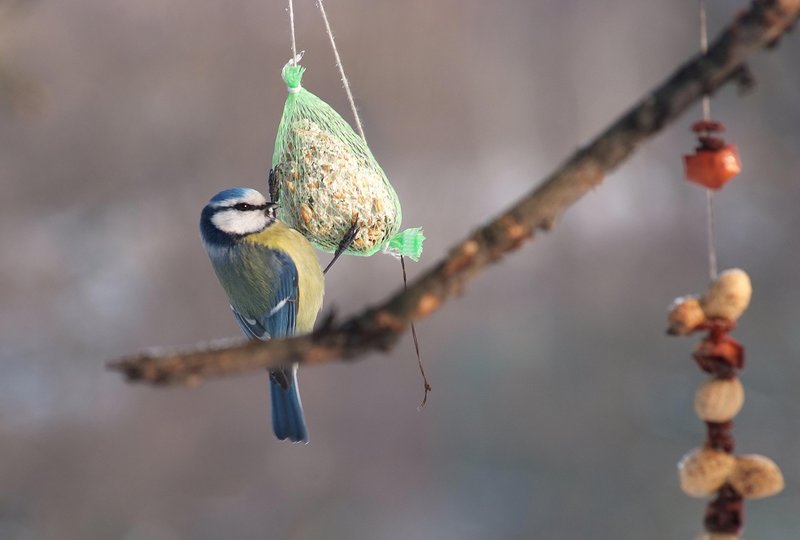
271, 59, 424, 260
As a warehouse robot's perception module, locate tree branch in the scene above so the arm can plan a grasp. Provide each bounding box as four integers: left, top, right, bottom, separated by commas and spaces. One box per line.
109, 0, 800, 386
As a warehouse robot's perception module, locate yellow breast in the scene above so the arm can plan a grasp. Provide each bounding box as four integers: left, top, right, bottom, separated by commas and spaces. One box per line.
244, 222, 324, 334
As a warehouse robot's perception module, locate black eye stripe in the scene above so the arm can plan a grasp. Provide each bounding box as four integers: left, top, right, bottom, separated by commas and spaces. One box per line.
232, 203, 267, 211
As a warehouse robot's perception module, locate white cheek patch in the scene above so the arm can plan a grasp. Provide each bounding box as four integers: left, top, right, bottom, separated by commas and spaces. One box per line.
212, 209, 268, 235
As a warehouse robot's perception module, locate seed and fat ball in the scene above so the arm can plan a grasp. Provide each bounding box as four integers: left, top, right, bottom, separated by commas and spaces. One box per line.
273, 119, 398, 255
271, 61, 424, 260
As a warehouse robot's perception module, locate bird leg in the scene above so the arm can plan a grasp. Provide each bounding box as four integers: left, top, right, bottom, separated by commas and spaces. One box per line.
323, 220, 359, 275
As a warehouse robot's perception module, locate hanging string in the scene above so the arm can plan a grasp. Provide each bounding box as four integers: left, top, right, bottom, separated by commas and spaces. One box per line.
699, 0, 718, 281
316, 0, 431, 407
705, 181, 718, 280
288, 0, 298, 61
700, 0, 710, 122
316, 0, 366, 141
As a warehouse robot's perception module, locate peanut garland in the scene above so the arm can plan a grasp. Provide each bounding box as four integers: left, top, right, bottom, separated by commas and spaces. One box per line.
668, 269, 784, 538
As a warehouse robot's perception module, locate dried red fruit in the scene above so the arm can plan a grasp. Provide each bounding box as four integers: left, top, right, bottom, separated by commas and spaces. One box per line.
692, 120, 726, 133
684, 119, 741, 189
704, 484, 744, 533
706, 421, 735, 453
693, 335, 744, 376
684, 144, 741, 189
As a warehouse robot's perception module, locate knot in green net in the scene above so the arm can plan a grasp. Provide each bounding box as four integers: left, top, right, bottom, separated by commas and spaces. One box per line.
281, 61, 305, 92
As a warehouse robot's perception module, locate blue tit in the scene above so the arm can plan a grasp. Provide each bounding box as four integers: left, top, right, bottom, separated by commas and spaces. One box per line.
200, 187, 324, 443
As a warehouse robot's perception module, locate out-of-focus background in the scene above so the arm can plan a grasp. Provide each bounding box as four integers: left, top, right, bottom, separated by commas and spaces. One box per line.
1, 0, 798, 538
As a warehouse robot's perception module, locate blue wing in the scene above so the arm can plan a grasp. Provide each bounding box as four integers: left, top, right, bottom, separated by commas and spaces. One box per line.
226, 249, 308, 442
230, 250, 298, 341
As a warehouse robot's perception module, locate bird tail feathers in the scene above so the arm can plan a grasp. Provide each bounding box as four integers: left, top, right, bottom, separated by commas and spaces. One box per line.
270, 368, 308, 443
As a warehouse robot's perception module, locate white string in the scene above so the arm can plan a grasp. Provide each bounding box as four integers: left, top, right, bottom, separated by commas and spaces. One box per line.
700, 0, 710, 123
316, 0, 367, 141
699, 0, 718, 281
705, 189, 717, 281
288, 0, 297, 60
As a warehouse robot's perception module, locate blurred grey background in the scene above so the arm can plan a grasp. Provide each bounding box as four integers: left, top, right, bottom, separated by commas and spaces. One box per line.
1, 1, 799, 538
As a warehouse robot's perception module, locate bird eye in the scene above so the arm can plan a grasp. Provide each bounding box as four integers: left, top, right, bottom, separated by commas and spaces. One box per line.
234, 203, 253, 211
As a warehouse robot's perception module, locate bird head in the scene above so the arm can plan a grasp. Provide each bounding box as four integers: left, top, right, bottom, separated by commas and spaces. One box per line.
200, 187, 277, 242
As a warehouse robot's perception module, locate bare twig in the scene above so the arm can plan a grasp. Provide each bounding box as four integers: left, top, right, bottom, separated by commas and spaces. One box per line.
109, 0, 800, 386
